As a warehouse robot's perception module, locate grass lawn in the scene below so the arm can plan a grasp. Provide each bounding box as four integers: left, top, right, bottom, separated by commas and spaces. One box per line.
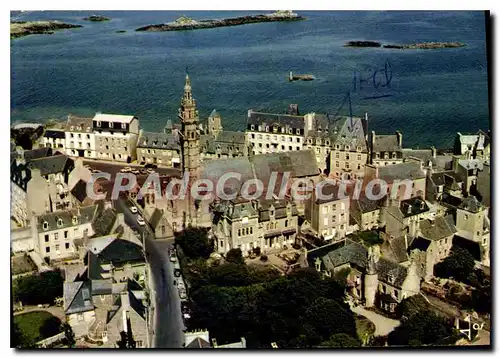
14, 311, 62, 345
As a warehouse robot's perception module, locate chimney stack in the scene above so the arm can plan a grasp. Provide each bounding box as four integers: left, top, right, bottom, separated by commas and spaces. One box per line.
431, 146, 437, 159
396, 131, 403, 147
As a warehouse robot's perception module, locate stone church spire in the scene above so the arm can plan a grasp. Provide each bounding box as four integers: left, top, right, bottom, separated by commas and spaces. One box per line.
178, 71, 200, 177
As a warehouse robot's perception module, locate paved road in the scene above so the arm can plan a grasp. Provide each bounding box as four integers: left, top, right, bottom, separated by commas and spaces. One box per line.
114, 198, 184, 348
351, 305, 400, 337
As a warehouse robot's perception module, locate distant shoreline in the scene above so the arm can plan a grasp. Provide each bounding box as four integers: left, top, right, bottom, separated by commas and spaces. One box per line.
10, 21, 82, 39
344, 40, 466, 50
136, 12, 305, 32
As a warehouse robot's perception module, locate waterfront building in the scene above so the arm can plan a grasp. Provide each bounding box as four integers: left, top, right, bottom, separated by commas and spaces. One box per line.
369, 131, 404, 167
136, 130, 181, 168
65, 115, 96, 159
41, 128, 66, 152
93, 113, 139, 162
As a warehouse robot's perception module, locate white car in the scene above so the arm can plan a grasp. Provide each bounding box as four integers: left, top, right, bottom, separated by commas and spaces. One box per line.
121, 167, 132, 173
137, 215, 146, 226
130, 206, 138, 214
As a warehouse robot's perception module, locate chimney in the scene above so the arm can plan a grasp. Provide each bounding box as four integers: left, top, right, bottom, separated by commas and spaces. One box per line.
371, 130, 376, 150
404, 234, 408, 249
396, 131, 403, 147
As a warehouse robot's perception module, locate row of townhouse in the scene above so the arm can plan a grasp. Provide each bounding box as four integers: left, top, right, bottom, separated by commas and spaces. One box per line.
41, 113, 140, 163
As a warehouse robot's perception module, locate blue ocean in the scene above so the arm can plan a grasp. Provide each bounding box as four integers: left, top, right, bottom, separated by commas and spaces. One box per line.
11, 11, 490, 148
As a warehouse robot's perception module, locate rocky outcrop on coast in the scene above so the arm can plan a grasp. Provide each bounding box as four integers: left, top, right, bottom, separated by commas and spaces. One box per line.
83, 15, 110, 22
10, 21, 82, 39
135, 11, 305, 32
344, 40, 466, 50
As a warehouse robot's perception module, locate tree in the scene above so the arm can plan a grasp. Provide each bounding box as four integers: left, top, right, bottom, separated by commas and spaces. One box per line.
355, 315, 376, 345
226, 248, 244, 265
13, 270, 64, 305
320, 333, 362, 348
62, 322, 75, 347
175, 227, 213, 259
434, 246, 475, 283
388, 311, 458, 346
396, 295, 429, 318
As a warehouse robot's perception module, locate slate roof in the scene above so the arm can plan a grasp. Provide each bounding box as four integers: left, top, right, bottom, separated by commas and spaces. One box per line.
381, 236, 412, 263
37, 205, 98, 232
71, 179, 89, 204
355, 193, 387, 213
419, 215, 456, 241
93, 113, 136, 124
373, 134, 401, 152
315, 182, 345, 204
92, 208, 118, 237
43, 129, 66, 139
201, 131, 246, 156
95, 238, 144, 266
331, 117, 368, 151
458, 159, 483, 171
458, 195, 483, 213
247, 110, 305, 130
377, 161, 425, 183
399, 197, 429, 218
258, 198, 297, 222
186, 337, 212, 348
66, 115, 93, 133
317, 241, 410, 288
137, 131, 180, 150
408, 237, 432, 252
64, 280, 94, 314
402, 149, 434, 164
28, 154, 74, 176
250, 150, 319, 179
12, 147, 52, 163
91, 279, 113, 295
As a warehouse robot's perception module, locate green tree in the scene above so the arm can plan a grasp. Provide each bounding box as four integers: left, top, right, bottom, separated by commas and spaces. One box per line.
13, 270, 63, 305
388, 311, 457, 346
226, 248, 244, 265
320, 333, 362, 348
396, 295, 429, 318
434, 246, 475, 283
175, 227, 213, 259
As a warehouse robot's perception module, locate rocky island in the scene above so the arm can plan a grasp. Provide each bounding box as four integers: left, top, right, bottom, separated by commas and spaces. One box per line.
135, 11, 305, 32
345, 40, 466, 50
83, 15, 110, 22
10, 21, 83, 39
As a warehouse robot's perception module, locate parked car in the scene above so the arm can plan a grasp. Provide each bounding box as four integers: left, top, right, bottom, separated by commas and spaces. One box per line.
121, 166, 132, 173
130, 206, 138, 214
131, 169, 141, 175
169, 252, 177, 262
137, 215, 146, 226
179, 287, 187, 300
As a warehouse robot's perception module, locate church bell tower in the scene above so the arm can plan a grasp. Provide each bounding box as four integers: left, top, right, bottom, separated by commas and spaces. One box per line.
178, 72, 200, 177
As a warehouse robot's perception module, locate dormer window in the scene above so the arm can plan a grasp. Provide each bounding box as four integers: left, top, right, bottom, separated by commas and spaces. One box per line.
325, 140, 330, 146
296, 129, 300, 135
387, 273, 395, 284
57, 218, 63, 227
392, 152, 397, 159
109, 122, 114, 128
121, 123, 127, 129
288, 128, 292, 134
43, 221, 49, 230
96, 121, 101, 127
72, 216, 78, 225
266, 126, 269, 132
251, 124, 255, 131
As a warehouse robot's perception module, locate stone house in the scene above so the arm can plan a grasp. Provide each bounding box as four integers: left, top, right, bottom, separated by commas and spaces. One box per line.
364, 160, 427, 202
407, 215, 457, 282
136, 130, 181, 168
304, 181, 350, 242
452, 157, 483, 195
212, 196, 299, 256
92, 113, 139, 163
40, 128, 66, 152
350, 194, 387, 231
148, 208, 174, 239
454, 196, 490, 265
381, 196, 430, 239
200, 130, 248, 160
308, 240, 421, 313
35, 205, 98, 262
453, 130, 490, 161
65, 116, 96, 159
369, 131, 404, 167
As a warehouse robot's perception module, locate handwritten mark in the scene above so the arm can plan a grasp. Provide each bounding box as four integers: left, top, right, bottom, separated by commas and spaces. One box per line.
353, 60, 393, 93
361, 94, 393, 100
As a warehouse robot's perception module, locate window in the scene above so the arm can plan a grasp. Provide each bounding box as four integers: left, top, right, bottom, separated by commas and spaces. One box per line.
392, 152, 397, 159
238, 229, 241, 236
136, 341, 143, 348
296, 147, 300, 150
220, 240, 224, 248
46, 247, 50, 253
251, 124, 255, 130
77, 314, 84, 321
464, 214, 468, 220
336, 152, 339, 158
296, 138, 300, 143
296, 129, 300, 135
64, 231, 68, 239
323, 206, 328, 214
110, 122, 114, 128
96, 121, 101, 127
45, 234, 49, 242
324, 217, 328, 226
285, 220, 288, 227
65, 243, 70, 249
357, 154, 362, 160
86, 134, 90, 139
346, 153, 350, 160
336, 161, 339, 168
251, 134, 255, 139
54, 233, 59, 240
55, 244, 60, 251
121, 123, 127, 129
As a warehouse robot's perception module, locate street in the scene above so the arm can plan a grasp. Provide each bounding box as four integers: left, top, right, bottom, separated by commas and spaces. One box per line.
114, 198, 184, 348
